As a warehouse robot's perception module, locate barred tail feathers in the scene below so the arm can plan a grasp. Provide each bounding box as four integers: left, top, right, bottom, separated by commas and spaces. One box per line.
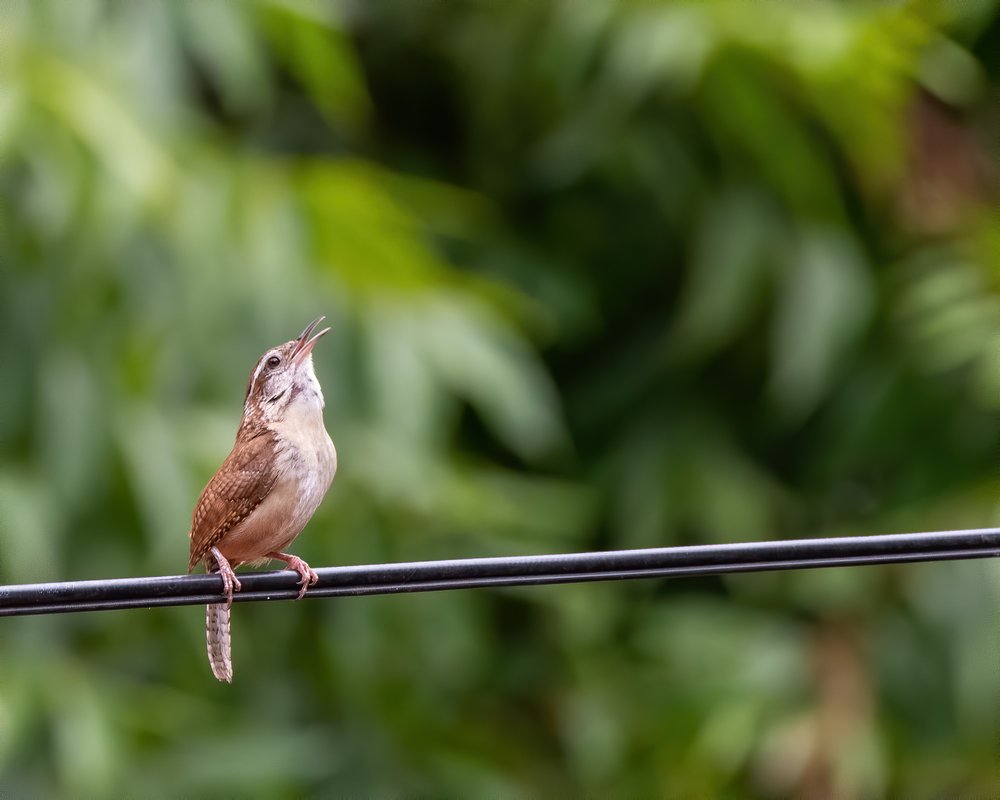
206, 603, 233, 682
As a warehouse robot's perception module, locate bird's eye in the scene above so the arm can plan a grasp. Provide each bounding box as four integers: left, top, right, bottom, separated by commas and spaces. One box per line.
267, 356, 281, 368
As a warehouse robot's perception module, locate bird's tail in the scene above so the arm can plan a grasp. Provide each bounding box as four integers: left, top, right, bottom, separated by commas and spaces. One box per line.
206, 603, 233, 682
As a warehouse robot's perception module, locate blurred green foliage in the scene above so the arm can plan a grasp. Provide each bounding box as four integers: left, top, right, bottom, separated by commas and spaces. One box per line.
2, 0, 1000, 797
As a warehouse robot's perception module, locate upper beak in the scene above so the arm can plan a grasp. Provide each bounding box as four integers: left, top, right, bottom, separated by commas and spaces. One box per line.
291, 316, 331, 361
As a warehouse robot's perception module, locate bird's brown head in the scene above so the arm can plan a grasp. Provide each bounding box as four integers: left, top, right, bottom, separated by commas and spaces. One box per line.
243, 316, 331, 423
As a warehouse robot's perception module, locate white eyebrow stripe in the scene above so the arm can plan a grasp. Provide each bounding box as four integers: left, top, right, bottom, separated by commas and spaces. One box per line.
246, 352, 271, 404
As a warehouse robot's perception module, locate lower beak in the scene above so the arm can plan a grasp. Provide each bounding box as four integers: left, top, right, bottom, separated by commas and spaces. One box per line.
292, 316, 331, 361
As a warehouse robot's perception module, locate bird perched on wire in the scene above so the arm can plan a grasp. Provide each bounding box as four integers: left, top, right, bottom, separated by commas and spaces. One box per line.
188, 317, 337, 682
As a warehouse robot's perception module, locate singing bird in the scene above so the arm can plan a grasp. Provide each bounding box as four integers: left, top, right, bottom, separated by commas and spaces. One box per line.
188, 317, 337, 682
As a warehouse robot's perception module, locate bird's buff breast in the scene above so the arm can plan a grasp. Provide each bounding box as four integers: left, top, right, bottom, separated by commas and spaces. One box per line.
219, 410, 336, 566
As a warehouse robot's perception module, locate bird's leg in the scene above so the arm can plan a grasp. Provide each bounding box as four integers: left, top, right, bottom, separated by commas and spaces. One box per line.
209, 546, 242, 608
266, 551, 319, 600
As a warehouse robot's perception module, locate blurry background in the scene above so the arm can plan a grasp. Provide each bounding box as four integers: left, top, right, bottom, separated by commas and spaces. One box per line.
2, 0, 1000, 796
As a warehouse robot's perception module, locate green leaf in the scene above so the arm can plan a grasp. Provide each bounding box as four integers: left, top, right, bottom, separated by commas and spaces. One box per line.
768, 227, 873, 418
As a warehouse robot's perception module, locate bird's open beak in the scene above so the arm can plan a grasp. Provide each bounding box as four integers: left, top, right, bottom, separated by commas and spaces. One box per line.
292, 316, 331, 362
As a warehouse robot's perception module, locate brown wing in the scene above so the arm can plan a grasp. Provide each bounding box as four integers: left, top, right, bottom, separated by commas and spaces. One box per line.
188, 428, 280, 571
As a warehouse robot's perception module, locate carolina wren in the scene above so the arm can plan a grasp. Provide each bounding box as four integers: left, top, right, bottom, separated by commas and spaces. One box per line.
188, 317, 337, 682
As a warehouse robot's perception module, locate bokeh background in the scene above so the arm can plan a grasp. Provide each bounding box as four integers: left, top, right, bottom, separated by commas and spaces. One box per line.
2, 0, 1000, 797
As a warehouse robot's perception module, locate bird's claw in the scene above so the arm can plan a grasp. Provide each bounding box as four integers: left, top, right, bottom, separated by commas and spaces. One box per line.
220, 569, 242, 608
269, 552, 318, 600
210, 546, 242, 609
289, 557, 319, 600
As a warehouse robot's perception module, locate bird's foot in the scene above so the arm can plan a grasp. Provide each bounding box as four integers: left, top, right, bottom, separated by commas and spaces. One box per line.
267, 551, 319, 600
209, 546, 242, 608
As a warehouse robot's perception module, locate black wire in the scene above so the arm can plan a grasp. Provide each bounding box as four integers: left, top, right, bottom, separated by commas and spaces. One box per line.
2, 528, 1000, 617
